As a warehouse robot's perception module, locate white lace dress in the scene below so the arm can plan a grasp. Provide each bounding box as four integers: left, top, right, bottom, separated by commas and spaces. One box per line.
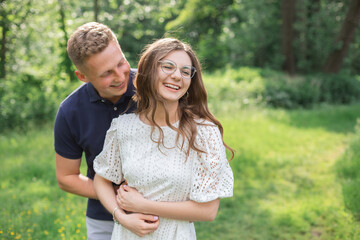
94, 113, 234, 240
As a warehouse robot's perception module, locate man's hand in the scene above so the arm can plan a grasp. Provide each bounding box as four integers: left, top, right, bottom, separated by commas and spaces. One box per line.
117, 185, 148, 213
115, 211, 160, 237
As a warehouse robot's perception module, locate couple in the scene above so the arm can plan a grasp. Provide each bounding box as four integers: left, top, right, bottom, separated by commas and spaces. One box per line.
54, 22, 234, 239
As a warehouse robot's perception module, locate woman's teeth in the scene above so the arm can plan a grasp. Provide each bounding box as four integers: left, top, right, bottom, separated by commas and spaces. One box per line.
164, 83, 180, 90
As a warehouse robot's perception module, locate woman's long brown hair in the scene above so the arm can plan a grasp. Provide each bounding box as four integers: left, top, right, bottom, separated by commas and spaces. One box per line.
133, 38, 234, 161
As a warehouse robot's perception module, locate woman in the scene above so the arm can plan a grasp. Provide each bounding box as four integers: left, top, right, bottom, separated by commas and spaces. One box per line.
93, 38, 234, 239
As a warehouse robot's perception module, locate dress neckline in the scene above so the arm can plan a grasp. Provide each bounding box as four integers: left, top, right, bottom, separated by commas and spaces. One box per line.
136, 114, 179, 129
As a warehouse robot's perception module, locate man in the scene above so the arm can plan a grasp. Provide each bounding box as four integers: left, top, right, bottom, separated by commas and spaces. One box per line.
54, 22, 159, 239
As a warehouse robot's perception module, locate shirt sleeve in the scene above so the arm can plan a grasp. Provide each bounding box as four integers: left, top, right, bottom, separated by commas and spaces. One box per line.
54, 107, 83, 159
93, 119, 123, 184
190, 123, 234, 203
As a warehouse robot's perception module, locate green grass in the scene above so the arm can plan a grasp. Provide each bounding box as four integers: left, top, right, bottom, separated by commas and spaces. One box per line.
0, 124, 88, 240
2, 104, 360, 239
197, 104, 360, 240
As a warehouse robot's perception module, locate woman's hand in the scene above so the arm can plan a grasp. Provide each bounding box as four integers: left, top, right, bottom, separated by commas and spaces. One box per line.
117, 185, 148, 213
115, 211, 160, 237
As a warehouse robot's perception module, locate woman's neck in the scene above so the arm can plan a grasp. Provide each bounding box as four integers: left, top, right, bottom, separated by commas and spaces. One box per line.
141, 101, 179, 126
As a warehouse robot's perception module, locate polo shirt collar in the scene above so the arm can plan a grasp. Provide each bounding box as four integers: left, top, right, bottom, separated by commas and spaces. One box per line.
87, 82, 103, 103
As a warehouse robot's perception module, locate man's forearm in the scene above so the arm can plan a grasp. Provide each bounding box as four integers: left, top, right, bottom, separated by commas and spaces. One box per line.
55, 153, 98, 199
57, 173, 97, 199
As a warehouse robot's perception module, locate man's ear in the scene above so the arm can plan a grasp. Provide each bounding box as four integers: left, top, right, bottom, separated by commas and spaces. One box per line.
75, 70, 88, 83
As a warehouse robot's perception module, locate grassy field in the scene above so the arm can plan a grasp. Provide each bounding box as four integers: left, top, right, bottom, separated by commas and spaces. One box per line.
1, 104, 360, 239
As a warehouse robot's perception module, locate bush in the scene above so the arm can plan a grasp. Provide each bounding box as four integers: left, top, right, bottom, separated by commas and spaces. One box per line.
0, 74, 55, 131
261, 70, 322, 108
204, 67, 265, 114
0, 74, 63, 133
206, 67, 360, 111
261, 70, 360, 109
319, 73, 360, 104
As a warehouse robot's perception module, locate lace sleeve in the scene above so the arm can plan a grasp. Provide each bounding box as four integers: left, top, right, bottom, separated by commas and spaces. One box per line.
93, 119, 123, 184
190, 123, 234, 203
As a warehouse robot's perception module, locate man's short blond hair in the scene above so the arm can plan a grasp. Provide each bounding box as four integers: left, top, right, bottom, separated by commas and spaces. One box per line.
67, 22, 118, 70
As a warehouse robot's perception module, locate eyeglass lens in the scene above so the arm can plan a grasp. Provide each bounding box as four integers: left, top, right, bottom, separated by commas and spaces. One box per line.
160, 60, 196, 79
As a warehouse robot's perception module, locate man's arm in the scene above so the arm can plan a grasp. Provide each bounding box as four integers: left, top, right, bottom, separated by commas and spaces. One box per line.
55, 153, 97, 199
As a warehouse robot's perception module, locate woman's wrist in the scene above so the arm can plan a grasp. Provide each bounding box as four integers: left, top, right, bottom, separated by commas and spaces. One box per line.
140, 198, 153, 215
113, 206, 128, 225
112, 206, 120, 224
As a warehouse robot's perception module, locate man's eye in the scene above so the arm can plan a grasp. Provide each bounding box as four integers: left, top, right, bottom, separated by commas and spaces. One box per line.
101, 71, 111, 77
118, 59, 126, 67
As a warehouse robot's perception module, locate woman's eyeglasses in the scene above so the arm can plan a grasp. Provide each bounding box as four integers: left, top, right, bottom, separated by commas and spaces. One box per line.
158, 60, 196, 79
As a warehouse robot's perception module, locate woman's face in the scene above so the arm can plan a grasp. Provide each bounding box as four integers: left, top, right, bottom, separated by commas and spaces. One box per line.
156, 50, 192, 107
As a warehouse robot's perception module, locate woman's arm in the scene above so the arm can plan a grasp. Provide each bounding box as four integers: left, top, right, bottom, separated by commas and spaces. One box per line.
93, 174, 160, 237
117, 185, 220, 222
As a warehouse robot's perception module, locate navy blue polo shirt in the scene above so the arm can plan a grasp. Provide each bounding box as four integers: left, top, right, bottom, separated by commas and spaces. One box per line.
54, 69, 136, 220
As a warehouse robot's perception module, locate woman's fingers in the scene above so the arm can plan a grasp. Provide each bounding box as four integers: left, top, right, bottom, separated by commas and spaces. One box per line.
140, 214, 159, 223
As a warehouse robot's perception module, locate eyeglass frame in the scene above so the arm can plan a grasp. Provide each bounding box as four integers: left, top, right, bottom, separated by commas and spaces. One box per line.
158, 60, 197, 79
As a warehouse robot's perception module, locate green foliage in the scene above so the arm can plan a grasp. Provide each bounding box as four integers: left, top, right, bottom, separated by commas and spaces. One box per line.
263, 71, 360, 108
0, 74, 55, 131
1, 0, 360, 127
166, 0, 235, 70
0, 72, 80, 133
205, 67, 360, 111
93, 0, 186, 67
204, 67, 265, 114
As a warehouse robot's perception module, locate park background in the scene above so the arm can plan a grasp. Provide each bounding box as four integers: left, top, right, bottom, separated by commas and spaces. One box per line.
2, 0, 360, 239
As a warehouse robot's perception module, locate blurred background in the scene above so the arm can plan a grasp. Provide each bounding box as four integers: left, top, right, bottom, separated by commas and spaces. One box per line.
1, 0, 360, 129
2, 0, 360, 239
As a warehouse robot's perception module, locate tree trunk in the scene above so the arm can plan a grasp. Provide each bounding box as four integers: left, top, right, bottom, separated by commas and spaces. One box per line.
58, 0, 75, 81
323, 0, 360, 73
94, 0, 99, 22
0, 0, 7, 79
0, 13, 7, 79
281, 0, 297, 75
305, 0, 320, 70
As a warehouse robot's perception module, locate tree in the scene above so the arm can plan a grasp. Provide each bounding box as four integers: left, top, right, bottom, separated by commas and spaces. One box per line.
281, 0, 297, 75
58, 0, 75, 81
323, 0, 360, 73
305, 0, 320, 69
0, 0, 8, 78
94, 0, 98, 22
0, 0, 32, 79
166, 0, 234, 70
295, 0, 321, 73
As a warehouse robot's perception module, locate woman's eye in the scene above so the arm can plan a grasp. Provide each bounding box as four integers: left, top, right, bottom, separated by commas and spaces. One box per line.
182, 70, 191, 76
164, 65, 175, 70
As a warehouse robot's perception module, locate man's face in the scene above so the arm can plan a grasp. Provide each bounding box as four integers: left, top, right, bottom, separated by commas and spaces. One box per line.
78, 41, 131, 104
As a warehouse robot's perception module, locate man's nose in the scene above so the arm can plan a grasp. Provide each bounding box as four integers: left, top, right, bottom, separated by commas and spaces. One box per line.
114, 67, 124, 79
